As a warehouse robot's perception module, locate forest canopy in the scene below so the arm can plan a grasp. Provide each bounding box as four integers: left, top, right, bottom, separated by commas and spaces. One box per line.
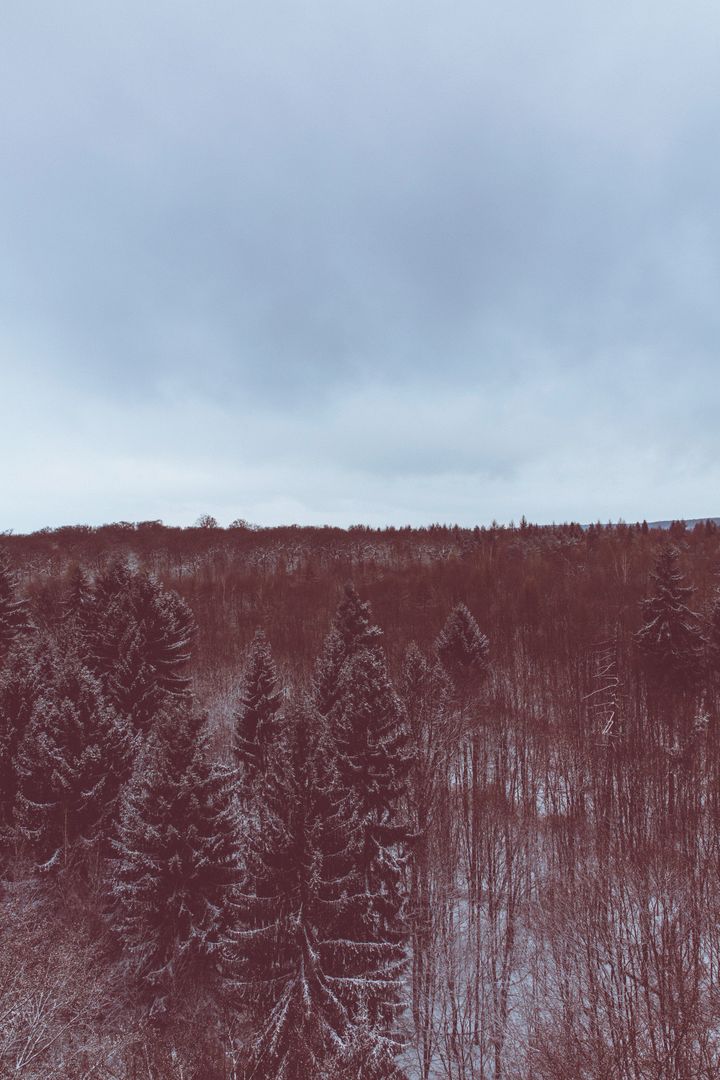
1, 517, 720, 1078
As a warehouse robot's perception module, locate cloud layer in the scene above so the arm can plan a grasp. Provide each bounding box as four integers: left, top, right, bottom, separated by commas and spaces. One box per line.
2, 0, 720, 530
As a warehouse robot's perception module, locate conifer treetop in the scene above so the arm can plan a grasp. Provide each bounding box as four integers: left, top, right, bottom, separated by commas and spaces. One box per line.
110, 707, 240, 1014
233, 629, 284, 782
435, 602, 490, 694
636, 542, 705, 692
0, 553, 30, 662
333, 583, 383, 656
235, 700, 406, 1078
314, 583, 383, 717
14, 655, 133, 872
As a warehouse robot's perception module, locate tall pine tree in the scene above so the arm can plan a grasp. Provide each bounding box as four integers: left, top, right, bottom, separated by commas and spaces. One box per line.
232, 629, 283, 785
0, 637, 56, 850
14, 656, 133, 873
331, 644, 411, 1046
235, 702, 406, 1080
0, 552, 29, 664
636, 543, 705, 694
435, 602, 490, 697
313, 583, 382, 716
109, 709, 239, 1016
77, 560, 196, 732
313, 585, 411, 1031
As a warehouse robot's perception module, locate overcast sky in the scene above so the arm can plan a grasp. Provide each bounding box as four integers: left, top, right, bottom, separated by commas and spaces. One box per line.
2, 1, 720, 532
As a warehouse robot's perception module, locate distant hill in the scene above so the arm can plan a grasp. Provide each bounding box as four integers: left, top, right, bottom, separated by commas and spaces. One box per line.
648, 517, 720, 529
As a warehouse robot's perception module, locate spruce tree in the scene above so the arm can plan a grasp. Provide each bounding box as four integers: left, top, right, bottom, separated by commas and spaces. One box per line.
333, 648, 411, 971
109, 622, 163, 734
335, 1018, 409, 1080
335, 648, 410, 820
312, 585, 410, 1032
138, 581, 196, 698
435, 602, 490, 696
0, 553, 29, 663
232, 629, 283, 784
79, 560, 196, 732
313, 627, 347, 718
313, 583, 382, 716
333, 582, 383, 657
14, 657, 133, 873
0, 638, 56, 847
636, 543, 705, 693
235, 703, 406, 1080
61, 564, 93, 642
109, 709, 239, 1016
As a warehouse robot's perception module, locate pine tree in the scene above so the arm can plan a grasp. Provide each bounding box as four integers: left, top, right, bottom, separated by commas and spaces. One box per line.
313, 583, 382, 716
335, 646, 411, 830
636, 543, 705, 693
232, 630, 283, 783
109, 622, 163, 733
138, 581, 196, 698
63, 563, 92, 617
109, 709, 239, 1016
313, 627, 347, 718
76, 559, 138, 683
80, 560, 196, 731
14, 657, 133, 873
333, 648, 411, 968
0, 638, 56, 847
0, 553, 29, 663
235, 703, 406, 1080
435, 602, 490, 696
312, 585, 410, 1034
334, 582, 383, 656
335, 1017, 409, 1080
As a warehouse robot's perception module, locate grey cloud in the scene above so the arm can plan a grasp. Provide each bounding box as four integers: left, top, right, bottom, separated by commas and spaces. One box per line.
2, 0, 720, 529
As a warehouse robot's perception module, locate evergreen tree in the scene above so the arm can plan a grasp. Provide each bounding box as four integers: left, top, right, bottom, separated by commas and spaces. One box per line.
0, 638, 56, 846
335, 1016, 409, 1080
313, 583, 382, 716
138, 581, 196, 698
60, 563, 93, 640
109, 622, 163, 734
232, 629, 283, 783
313, 627, 347, 718
235, 703, 405, 1080
312, 585, 410, 1032
0, 553, 29, 663
333, 582, 383, 656
79, 560, 196, 731
435, 602, 490, 696
636, 543, 705, 693
109, 709, 239, 1016
334, 646, 411, 828
14, 657, 133, 873
78, 566, 130, 680
333, 648, 411, 961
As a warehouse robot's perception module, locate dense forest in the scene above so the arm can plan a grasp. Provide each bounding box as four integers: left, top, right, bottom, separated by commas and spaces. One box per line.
2, 516, 720, 1079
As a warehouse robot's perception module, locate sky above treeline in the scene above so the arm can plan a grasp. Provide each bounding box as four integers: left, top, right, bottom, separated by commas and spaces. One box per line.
2, 1, 720, 532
